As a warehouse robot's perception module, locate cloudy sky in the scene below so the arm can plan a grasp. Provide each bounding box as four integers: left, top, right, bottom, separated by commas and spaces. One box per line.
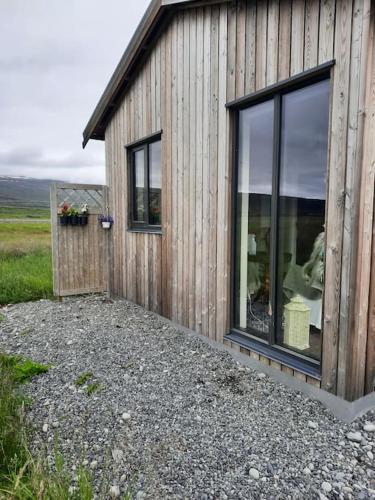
0, 0, 149, 183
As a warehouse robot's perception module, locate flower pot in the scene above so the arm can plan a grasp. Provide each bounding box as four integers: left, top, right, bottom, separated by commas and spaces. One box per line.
79, 215, 88, 226
59, 215, 69, 226
70, 215, 79, 226
101, 221, 111, 229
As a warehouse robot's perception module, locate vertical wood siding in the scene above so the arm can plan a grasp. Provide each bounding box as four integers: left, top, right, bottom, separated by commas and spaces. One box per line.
104, 0, 373, 398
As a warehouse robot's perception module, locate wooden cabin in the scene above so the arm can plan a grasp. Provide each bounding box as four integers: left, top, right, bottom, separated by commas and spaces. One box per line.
81, 0, 375, 402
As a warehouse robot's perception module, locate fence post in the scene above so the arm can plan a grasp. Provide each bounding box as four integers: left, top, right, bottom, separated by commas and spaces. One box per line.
50, 183, 60, 297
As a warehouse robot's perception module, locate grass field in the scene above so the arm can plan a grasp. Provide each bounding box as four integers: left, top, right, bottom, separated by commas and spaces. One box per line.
0, 220, 53, 305
0, 206, 50, 219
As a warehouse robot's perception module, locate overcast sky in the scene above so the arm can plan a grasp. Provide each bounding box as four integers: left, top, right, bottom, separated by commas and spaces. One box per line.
0, 0, 150, 183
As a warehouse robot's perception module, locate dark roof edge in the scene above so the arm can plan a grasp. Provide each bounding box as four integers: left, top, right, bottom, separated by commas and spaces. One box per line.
82, 0, 228, 148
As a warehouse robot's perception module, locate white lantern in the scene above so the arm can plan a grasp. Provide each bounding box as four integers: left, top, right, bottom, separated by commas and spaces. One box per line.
284, 295, 310, 350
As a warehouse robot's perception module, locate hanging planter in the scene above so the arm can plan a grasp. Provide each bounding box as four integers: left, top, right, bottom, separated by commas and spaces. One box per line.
59, 214, 69, 226
79, 204, 89, 226
79, 215, 88, 226
98, 214, 114, 229
58, 202, 71, 225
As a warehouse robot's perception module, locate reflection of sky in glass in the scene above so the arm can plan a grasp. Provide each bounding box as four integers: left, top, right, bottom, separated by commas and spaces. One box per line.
135, 149, 144, 187
238, 100, 273, 196
149, 140, 161, 189
280, 79, 329, 200
238, 79, 329, 201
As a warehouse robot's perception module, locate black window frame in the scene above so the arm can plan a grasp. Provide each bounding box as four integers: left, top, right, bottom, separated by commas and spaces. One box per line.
126, 130, 162, 233
225, 61, 335, 378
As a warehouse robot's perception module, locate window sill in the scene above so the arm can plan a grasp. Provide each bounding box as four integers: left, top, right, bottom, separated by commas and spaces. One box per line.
127, 227, 162, 235
224, 329, 321, 380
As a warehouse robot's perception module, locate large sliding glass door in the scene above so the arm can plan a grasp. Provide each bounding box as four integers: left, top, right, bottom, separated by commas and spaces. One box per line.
233, 76, 330, 367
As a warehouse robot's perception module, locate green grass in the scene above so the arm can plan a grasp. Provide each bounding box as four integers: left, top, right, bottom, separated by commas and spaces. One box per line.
0, 248, 53, 305
75, 372, 93, 387
0, 206, 50, 220
0, 222, 51, 254
86, 383, 103, 396
0, 354, 95, 499
0, 354, 50, 384
0, 221, 52, 305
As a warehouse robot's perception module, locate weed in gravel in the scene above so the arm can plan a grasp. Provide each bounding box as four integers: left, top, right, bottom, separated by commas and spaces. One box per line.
75, 372, 93, 387
0, 313, 5, 322
19, 327, 33, 336
86, 383, 103, 396
0, 354, 50, 384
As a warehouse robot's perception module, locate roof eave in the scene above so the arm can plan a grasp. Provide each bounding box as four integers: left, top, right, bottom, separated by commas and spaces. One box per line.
82, 0, 164, 148
82, 0, 227, 148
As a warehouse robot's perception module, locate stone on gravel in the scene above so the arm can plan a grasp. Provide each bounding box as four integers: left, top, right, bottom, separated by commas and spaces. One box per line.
346, 431, 362, 443
42, 423, 48, 433
367, 451, 373, 460
308, 420, 318, 430
90, 460, 98, 470
109, 485, 120, 498
249, 468, 260, 480
363, 423, 375, 433
121, 412, 131, 421
112, 449, 123, 462
321, 482, 332, 494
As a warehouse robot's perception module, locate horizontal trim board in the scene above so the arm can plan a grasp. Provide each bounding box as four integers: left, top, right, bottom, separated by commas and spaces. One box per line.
225, 330, 321, 379
226, 60, 335, 109
56, 287, 107, 297
54, 183, 107, 191
124, 130, 163, 149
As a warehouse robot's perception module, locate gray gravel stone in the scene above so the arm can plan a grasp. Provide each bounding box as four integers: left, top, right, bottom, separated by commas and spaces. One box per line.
249, 468, 260, 480
347, 431, 363, 443
364, 423, 375, 433
321, 481, 332, 493
1, 296, 375, 499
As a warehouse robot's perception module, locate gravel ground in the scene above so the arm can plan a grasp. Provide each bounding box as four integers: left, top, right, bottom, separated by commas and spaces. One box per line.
0, 296, 374, 500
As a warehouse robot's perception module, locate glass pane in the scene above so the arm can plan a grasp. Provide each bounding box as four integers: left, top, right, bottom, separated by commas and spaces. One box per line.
234, 100, 274, 340
276, 79, 330, 361
134, 149, 145, 221
149, 140, 161, 225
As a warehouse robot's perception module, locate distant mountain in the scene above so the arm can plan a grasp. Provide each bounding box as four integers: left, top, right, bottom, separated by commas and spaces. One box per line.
0, 176, 63, 208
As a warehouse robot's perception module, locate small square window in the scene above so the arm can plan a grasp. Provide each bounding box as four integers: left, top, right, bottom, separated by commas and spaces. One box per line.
127, 132, 162, 231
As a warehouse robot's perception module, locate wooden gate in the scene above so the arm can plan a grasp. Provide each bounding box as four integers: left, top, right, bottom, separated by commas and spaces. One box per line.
50, 183, 109, 297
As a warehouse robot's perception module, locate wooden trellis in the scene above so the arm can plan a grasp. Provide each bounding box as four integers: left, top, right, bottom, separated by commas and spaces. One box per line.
50, 183, 109, 297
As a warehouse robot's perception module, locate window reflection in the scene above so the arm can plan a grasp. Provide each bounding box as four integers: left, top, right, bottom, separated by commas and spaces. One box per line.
234, 100, 274, 340
277, 80, 329, 361
149, 140, 161, 225
134, 149, 145, 222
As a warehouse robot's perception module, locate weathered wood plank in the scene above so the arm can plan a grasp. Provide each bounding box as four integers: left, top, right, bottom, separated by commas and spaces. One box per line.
304, 0, 319, 69
278, 0, 292, 80
350, 1, 375, 399
201, 6, 211, 336
322, 0, 353, 393
195, 8, 204, 334
245, 0, 256, 93
236, 0, 246, 98
319, 0, 336, 64
216, 4, 228, 342
188, 9, 197, 330
256, 0, 268, 89
337, 0, 366, 398
267, 0, 279, 85
290, 0, 305, 75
